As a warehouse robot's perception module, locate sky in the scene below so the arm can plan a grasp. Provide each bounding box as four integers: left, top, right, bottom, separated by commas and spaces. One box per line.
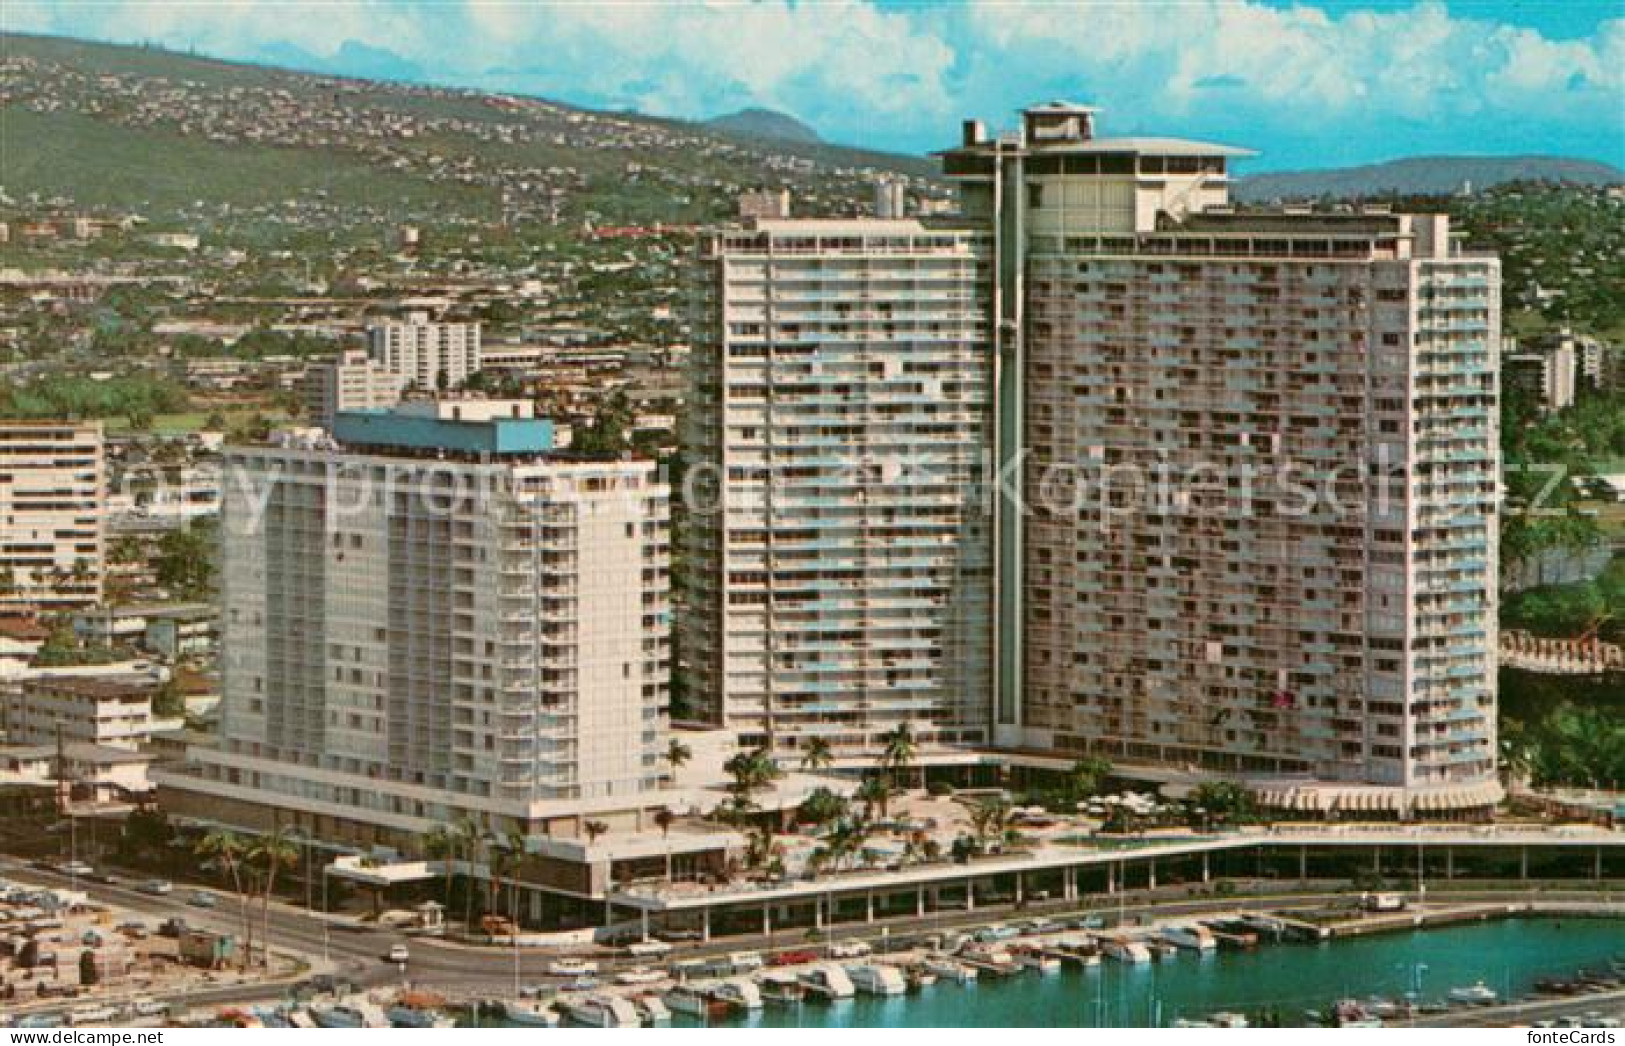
4, 1, 1623, 172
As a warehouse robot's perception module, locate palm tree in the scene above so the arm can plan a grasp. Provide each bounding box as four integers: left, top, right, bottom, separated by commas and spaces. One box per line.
485, 831, 527, 938
195, 829, 252, 969
652, 809, 676, 882
799, 737, 834, 773
423, 825, 457, 910
664, 739, 693, 779
880, 723, 918, 788
969, 796, 1012, 852
724, 748, 782, 796
1066, 756, 1113, 801
452, 817, 483, 934
249, 827, 299, 969
855, 775, 893, 821
797, 787, 848, 830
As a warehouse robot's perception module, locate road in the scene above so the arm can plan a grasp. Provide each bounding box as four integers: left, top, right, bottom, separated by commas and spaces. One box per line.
7, 858, 1623, 1007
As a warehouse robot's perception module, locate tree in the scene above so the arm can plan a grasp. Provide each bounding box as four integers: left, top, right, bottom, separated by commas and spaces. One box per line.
799, 737, 834, 773
452, 817, 484, 933
573, 390, 633, 457
195, 830, 253, 969
797, 787, 848, 830
151, 678, 186, 719
1188, 781, 1254, 827
583, 820, 609, 846
879, 723, 918, 787
664, 739, 692, 778
969, 796, 1012, 852
249, 827, 299, 969
653, 808, 677, 883
154, 519, 217, 600
723, 748, 783, 806
1064, 757, 1113, 802
855, 775, 893, 821
423, 825, 458, 911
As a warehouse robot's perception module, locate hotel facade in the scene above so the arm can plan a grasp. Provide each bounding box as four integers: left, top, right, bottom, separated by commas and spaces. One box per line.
685, 104, 1501, 816
0, 420, 104, 611
160, 401, 675, 854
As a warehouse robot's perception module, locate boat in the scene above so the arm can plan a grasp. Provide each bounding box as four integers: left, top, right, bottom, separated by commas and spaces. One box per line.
1100, 937, 1153, 965
615, 966, 667, 986
388, 1006, 454, 1030
798, 963, 856, 1000
560, 994, 641, 1028
634, 995, 671, 1026
905, 965, 938, 990
846, 963, 908, 996
1209, 1012, 1250, 1028
1448, 982, 1498, 1005
708, 977, 764, 1012
500, 1001, 560, 1028
922, 955, 977, 983
1330, 1000, 1384, 1028
68, 1006, 119, 1026
309, 1001, 389, 1029
547, 957, 599, 978
663, 984, 729, 1020
959, 942, 1021, 976
1162, 924, 1218, 952
1011, 945, 1061, 973
757, 971, 806, 1005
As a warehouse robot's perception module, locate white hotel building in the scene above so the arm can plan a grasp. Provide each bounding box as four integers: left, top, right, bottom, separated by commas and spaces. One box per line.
681, 220, 996, 760
159, 401, 673, 849
0, 420, 104, 610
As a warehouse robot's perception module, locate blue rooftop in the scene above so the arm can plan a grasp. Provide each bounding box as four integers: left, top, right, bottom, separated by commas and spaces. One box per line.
333, 409, 555, 456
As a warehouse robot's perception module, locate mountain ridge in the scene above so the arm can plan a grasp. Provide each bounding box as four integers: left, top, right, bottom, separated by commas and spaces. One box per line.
1236, 155, 1623, 200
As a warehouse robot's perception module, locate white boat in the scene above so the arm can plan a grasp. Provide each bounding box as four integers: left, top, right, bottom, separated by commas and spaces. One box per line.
709, 977, 764, 1011
1448, 982, 1498, 1005
846, 962, 908, 996
959, 942, 1020, 975
310, 1001, 389, 1029
547, 957, 599, 977
615, 966, 667, 986
798, 962, 856, 1000
923, 955, 978, 983
69, 1006, 119, 1026
1163, 924, 1218, 952
388, 1005, 453, 1029
634, 995, 671, 1026
1012, 946, 1061, 973
500, 1001, 560, 1028
561, 994, 641, 1028
662, 984, 721, 1019
757, 970, 807, 1004
1101, 937, 1153, 965
1209, 1011, 1250, 1028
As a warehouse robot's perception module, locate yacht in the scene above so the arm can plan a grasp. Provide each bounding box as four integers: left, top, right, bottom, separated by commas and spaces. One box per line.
387, 1004, 454, 1029
309, 1000, 389, 1029
1100, 937, 1153, 965
922, 955, 977, 983
757, 971, 806, 1005
1448, 982, 1499, 1005
798, 963, 856, 1000
709, 977, 764, 1012
846, 963, 908, 996
500, 1001, 560, 1028
1163, 924, 1218, 952
634, 995, 672, 1026
615, 966, 667, 986
546, 958, 599, 978
663, 983, 729, 1020
959, 942, 1021, 975
560, 994, 641, 1028
1011, 945, 1061, 973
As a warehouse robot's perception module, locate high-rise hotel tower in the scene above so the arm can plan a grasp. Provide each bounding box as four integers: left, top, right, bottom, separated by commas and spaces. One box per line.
687, 104, 1502, 816
681, 221, 996, 760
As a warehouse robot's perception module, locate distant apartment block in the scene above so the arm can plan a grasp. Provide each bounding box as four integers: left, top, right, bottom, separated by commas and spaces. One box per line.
0, 420, 104, 610
941, 103, 1501, 816
303, 348, 407, 428
159, 400, 671, 848
736, 189, 792, 222
1503, 337, 1576, 412
3, 675, 154, 750
681, 219, 995, 759
366, 312, 482, 392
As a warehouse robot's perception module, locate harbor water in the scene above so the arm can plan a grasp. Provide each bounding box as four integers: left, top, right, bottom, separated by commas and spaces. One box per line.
688, 917, 1624, 1028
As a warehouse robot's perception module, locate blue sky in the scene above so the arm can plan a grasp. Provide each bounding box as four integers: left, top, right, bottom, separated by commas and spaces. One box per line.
5, 1, 1622, 171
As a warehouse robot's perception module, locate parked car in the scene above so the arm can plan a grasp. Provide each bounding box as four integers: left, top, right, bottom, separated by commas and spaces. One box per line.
769, 949, 820, 967
828, 940, 872, 958
56, 861, 94, 878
